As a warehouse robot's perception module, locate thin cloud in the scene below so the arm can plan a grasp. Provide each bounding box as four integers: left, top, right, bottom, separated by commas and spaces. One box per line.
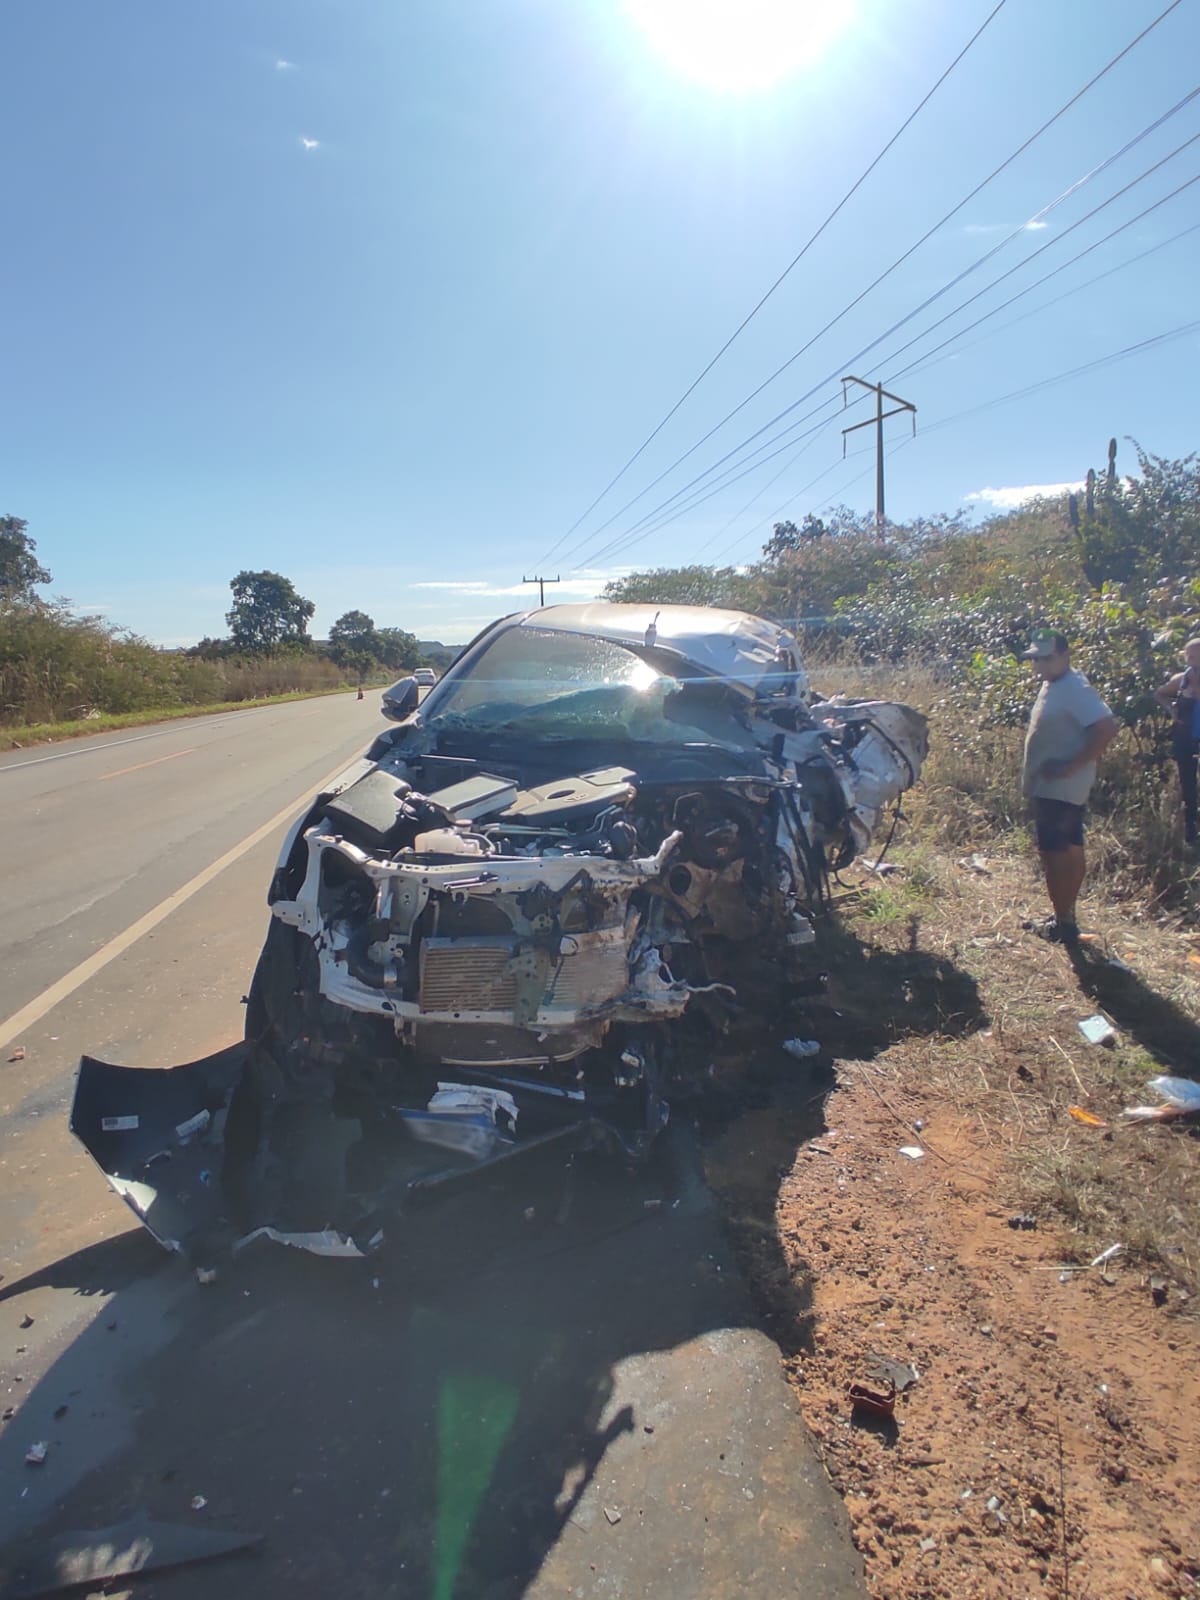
964, 219, 1051, 236
965, 481, 1082, 510
275, 59, 295, 71
300, 136, 319, 151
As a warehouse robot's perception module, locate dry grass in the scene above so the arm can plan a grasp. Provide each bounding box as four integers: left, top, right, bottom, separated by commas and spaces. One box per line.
837, 832, 1200, 1293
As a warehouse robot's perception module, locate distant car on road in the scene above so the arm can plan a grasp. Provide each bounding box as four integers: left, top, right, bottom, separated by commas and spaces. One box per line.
413, 667, 438, 688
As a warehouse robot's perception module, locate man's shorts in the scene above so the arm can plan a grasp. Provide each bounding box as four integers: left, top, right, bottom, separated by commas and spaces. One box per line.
1033, 797, 1085, 852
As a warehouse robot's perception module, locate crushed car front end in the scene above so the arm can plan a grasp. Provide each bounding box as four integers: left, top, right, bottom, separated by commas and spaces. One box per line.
72, 603, 927, 1257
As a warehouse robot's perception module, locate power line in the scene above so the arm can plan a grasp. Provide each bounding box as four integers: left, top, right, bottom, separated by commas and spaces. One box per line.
711, 217, 1200, 563
537, 0, 1011, 566
918, 318, 1200, 434
548, 0, 1185, 572
569, 114, 1200, 570
869, 133, 1200, 382
891, 216, 1200, 386
738, 322, 1197, 546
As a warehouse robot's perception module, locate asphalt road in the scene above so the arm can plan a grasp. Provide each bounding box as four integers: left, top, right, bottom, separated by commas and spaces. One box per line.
0, 694, 864, 1597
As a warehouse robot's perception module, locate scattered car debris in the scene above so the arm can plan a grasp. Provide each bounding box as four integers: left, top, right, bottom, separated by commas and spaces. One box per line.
865, 1355, 919, 1392
859, 858, 898, 876
847, 1378, 897, 1421
233, 1227, 365, 1259
603, 1505, 622, 1526
194, 1267, 217, 1286
19, 1314, 33, 1329
1150, 1275, 1169, 1306
24, 1442, 47, 1466
1091, 1243, 1124, 1268
1008, 1213, 1038, 1230
70, 603, 929, 1258
898, 1145, 925, 1160
956, 854, 992, 875
1068, 1104, 1108, 1127
8, 1046, 26, 1063
6, 1514, 262, 1597
782, 1038, 821, 1059
190, 1495, 207, 1511
1122, 1075, 1200, 1122
1077, 1014, 1117, 1046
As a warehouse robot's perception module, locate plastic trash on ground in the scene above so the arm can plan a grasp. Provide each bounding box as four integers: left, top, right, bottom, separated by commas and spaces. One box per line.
1122, 1075, 1200, 1122
1078, 1014, 1117, 1046
782, 1038, 821, 1060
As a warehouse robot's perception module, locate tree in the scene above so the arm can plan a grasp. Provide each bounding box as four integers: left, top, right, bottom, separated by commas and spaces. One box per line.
0, 516, 52, 599
226, 570, 315, 653
762, 515, 827, 561
1070, 440, 1200, 592
601, 565, 763, 611
328, 609, 380, 668
374, 627, 421, 672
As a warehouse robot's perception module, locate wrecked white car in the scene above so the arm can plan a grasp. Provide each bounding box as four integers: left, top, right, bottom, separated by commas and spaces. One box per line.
72, 603, 927, 1257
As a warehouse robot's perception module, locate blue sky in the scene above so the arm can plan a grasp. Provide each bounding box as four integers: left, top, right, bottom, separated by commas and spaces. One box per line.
2, 0, 1197, 645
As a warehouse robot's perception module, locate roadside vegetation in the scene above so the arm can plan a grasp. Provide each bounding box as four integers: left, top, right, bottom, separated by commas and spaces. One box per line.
0, 517, 446, 739
606, 438, 1200, 922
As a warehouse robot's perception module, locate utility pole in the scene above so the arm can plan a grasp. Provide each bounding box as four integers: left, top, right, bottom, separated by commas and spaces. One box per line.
522, 573, 560, 607
840, 376, 916, 538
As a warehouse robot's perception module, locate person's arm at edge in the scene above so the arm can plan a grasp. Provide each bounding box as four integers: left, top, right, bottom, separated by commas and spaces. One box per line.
1154, 670, 1185, 709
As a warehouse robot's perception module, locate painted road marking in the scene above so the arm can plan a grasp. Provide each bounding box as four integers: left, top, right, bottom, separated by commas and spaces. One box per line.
98, 748, 196, 781
0, 726, 196, 773
0, 753, 355, 1054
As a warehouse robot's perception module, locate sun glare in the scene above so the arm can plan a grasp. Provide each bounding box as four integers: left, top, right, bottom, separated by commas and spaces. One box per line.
626, 0, 855, 94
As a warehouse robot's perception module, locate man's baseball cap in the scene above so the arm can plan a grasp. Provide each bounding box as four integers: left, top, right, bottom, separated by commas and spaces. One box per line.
1020, 628, 1069, 660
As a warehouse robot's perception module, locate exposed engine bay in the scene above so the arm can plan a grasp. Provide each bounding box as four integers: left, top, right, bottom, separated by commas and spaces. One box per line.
71, 603, 928, 1258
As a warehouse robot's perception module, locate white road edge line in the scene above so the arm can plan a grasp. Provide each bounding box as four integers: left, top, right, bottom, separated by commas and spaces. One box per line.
0, 753, 356, 1054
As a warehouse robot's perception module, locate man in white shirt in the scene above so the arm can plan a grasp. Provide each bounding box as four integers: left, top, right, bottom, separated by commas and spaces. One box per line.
1020, 629, 1120, 945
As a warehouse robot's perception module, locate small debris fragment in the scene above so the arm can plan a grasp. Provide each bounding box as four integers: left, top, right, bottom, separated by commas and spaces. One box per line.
1042, 1326, 1058, 1340
603, 1505, 622, 1525
642, 1198, 662, 1211
979, 1324, 993, 1337
1068, 1105, 1108, 1127
919, 1536, 937, 1553
523, 1207, 537, 1222
194, 1267, 217, 1286
956, 854, 992, 875
101, 1114, 140, 1132
860, 858, 897, 876
25, 1441, 48, 1466
8, 1046, 26, 1062
53, 1404, 68, 1420
20, 1313, 34, 1329
2, 1405, 15, 1420
1122, 1075, 1200, 1122
1090, 1243, 1124, 1268
643, 1424, 655, 1434
1150, 1275, 1169, 1306
847, 1378, 897, 1421
1007, 1214, 1037, 1231
865, 1355, 918, 1392
190, 1495, 208, 1511
782, 1038, 820, 1059
898, 1145, 925, 1160
1077, 1014, 1116, 1046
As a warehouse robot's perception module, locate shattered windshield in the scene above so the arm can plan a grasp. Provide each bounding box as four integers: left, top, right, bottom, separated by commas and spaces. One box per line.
425, 626, 750, 745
